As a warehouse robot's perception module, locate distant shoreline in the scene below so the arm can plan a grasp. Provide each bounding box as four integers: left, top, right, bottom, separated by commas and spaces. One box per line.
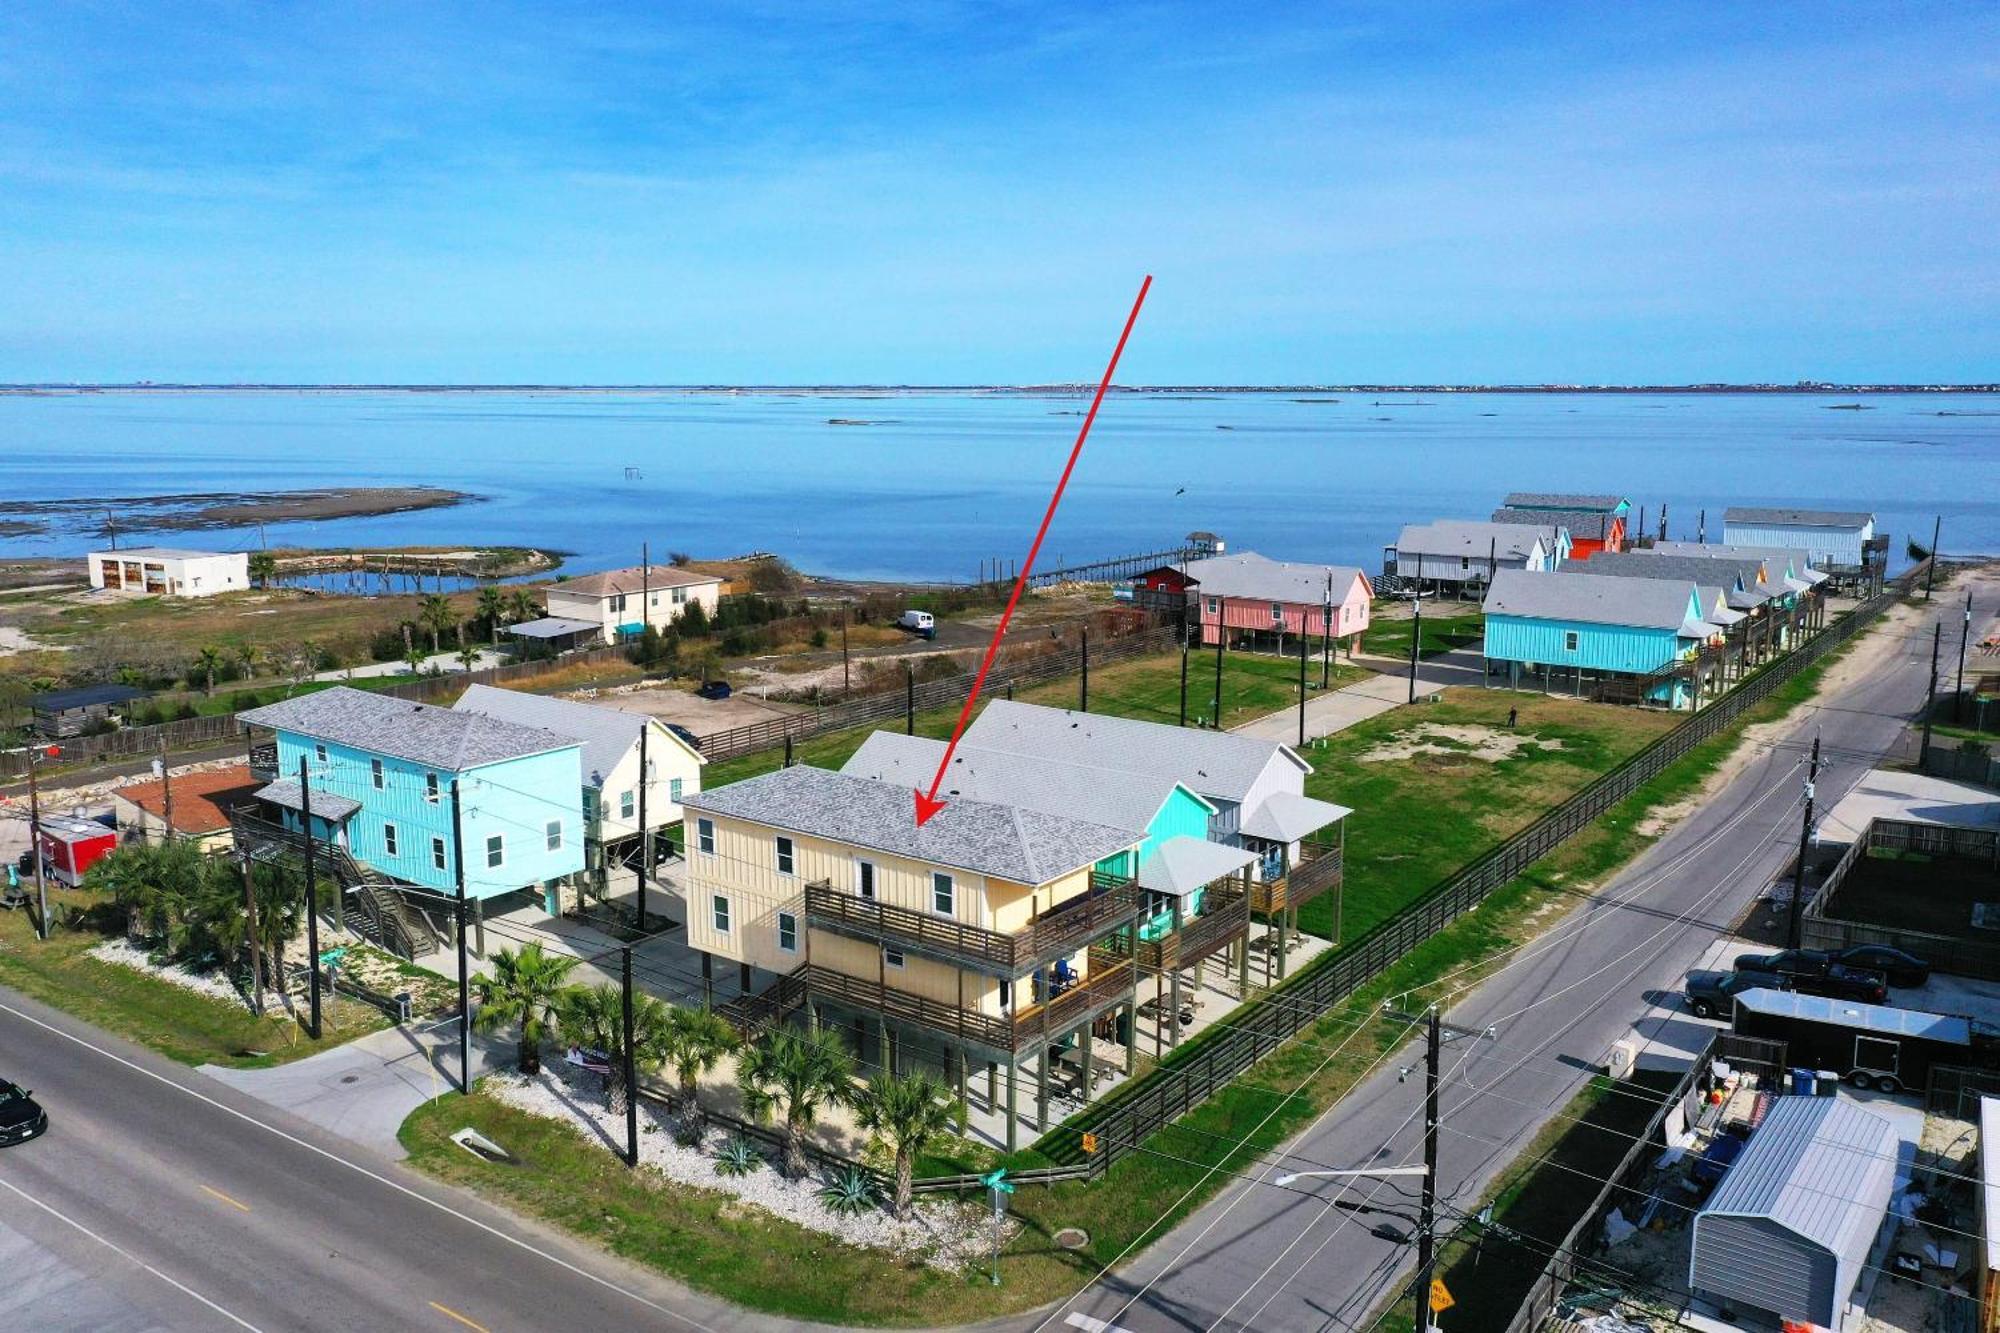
0, 383, 1993, 396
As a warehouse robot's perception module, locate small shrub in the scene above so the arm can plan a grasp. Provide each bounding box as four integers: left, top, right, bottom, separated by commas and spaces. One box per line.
817, 1166, 879, 1216
714, 1136, 764, 1177
809, 628, 828, 649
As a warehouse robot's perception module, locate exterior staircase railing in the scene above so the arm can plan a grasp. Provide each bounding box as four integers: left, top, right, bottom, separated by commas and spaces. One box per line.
229, 810, 446, 959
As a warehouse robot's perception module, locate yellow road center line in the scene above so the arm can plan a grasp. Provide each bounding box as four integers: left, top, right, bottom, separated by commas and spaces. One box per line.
429, 1301, 491, 1333
199, 1184, 251, 1213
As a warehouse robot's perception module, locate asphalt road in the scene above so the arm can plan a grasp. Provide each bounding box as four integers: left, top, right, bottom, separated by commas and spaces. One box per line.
1048, 573, 1989, 1333
0, 987, 817, 1333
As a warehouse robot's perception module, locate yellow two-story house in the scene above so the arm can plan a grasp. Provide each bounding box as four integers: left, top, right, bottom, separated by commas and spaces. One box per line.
681, 764, 1145, 1150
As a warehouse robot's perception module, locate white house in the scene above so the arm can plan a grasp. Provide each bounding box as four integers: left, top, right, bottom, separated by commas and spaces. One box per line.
88, 547, 249, 598
1389, 519, 1570, 588
542, 564, 724, 645
1721, 508, 1876, 569
451, 684, 704, 885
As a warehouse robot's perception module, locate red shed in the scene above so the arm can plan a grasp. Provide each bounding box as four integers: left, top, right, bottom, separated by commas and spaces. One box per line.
37, 815, 117, 887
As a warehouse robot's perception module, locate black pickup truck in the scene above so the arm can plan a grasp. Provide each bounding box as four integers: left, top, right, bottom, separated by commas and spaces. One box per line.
1685, 968, 1787, 1020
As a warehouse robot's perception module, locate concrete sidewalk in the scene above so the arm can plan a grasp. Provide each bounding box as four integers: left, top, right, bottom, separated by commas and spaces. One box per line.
1230, 647, 1486, 746
200, 1019, 510, 1158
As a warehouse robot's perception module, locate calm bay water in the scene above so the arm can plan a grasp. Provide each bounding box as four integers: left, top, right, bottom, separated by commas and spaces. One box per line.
2, 390, 1994, 582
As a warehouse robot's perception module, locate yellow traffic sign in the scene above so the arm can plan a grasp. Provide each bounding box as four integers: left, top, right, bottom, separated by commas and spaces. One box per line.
1428, 1278, 1454, 1313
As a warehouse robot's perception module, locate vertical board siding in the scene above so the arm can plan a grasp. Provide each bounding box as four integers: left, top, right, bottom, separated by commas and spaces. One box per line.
1482, 615, 1690, 675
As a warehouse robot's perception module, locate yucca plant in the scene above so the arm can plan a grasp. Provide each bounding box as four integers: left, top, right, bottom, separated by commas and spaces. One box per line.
714, 1136, 764, 1177
818, 1165, 879, 1216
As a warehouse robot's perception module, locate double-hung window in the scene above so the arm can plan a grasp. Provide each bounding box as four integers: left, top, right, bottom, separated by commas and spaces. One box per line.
668, 778, 683, 804
775, 836, 795, 876
1563, 630, 1580, 652
431, 836, 447, 871
486, 834, 505, 868
931, 872, 955, 916
314, 743, 328, 765
370, 758, 385, 790
857, 860, 876, 900
545, 819, 563, 852
777, 911, 798, 953
712, 894, 731, 934
620, 789, 635, 820
382, 822, 399, 856
1206, 597, 1219, 615
425, 772, 440, 804
1271, 602, 1284, 623
696, 818, 715, 855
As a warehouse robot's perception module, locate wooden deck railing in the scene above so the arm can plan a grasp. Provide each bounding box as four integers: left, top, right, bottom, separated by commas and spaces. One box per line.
791, 952, 1136, 1056
803, 873, 1139, 975
1249, 841, 1342, 915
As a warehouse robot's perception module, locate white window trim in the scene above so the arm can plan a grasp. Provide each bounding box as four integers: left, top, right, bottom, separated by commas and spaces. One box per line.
431, 836, 447, 871
776, 911, 798, 953
932, 871, 955, 917
314, 743, 328, 764
545, 819, 563, 852
775, 836, 795, 877
1563, 630, 1580, 652
425, 772, 440, 804
696, 818, 715, 855
856, 858, 876, 900
712, 894, 731, 934
382, 822, 399, 856
1270, 602, 1283, 623
883, 946, 905, 970
619, 789, 635, 820
668, 778, 683, 803
485, 833, 505, 869
370, 758, 385, 790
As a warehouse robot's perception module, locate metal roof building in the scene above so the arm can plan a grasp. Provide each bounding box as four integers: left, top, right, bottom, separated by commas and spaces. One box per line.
1690, 1095, 1899, 1330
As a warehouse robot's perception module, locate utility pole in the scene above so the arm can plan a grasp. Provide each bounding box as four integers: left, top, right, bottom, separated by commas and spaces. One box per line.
297, 756, 321, 1039
1957, 590, 1972, 723
1080, 625, 1089, 713
1416, 1008, 1442, 1333
1788, 734, 1821, 950
451, 780, 471, 1094
1921, 622, 1941, 756
621, 946, 639, 1166
641, 541, 651, 637
26, 744, 50, 941
841, 607, 850, 697
239, 851, 263, 1015
1698, 508, 1706, 544
158, 739, 174, 838
634, 722, 650, 930
1408, 597, 1423, 704
1178, 644, 1188, 728
1925, 516, 1941, 600
1297, 620, 1308, 748
905, 664, 915, 735
1323, 571, 1335, 690
1212, 616, 1225, 728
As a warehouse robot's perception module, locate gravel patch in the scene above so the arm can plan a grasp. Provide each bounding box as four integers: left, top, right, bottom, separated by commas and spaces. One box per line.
487, 1063, 1005, 1270
88, 939, 251, 1010
1358, 721, 1565, 764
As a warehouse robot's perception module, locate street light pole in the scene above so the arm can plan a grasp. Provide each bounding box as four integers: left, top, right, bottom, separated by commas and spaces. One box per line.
1417, 1007, 1441, 1333
451, 779, 471, 1094
1788, 734, 1821, 950
1957, 590, 1972, 723
1408, 597, 1423, 704
26, 743, 53, 941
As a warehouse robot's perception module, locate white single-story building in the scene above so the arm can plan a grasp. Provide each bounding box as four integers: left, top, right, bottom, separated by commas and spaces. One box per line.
1722, 508, 1877, 569
88, 547, 249, 598
1388, 519, 1570, 587
542, 564, 724, 644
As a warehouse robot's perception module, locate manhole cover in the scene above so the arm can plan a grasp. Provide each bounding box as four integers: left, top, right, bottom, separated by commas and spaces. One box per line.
340, 1074, 361, 1084
1054, 1228, 1090, 1251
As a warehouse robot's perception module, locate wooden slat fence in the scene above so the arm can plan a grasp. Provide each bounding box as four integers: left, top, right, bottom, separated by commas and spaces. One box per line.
1060, 581, 1898, 1175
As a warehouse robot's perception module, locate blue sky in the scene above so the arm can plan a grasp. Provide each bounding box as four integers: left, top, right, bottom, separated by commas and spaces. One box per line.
1, 2, 1993, 383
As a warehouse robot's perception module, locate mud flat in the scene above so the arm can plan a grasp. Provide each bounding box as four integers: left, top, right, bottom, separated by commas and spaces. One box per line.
0, 486, 477, 537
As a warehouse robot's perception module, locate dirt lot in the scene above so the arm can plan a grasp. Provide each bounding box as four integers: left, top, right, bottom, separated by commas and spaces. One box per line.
585, 680, 807, 732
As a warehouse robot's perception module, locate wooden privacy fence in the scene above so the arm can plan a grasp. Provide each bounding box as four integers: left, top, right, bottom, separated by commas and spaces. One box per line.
1060, 583, 1896, 1175
690, 618, 1181, 761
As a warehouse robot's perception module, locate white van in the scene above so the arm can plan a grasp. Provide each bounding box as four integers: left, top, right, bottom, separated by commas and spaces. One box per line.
896, 609, 936, 636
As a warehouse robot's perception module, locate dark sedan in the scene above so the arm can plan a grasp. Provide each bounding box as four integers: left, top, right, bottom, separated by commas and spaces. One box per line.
1789, 964, 1888, 1005
1733, 948, 1829, 979
1827, 945, 1931, 988
0, 1080, 47, 1146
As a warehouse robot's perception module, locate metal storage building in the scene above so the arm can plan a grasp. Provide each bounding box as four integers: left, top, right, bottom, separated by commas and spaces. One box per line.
1722, 508, 1876, 569
1690, 1095, 1899, 1331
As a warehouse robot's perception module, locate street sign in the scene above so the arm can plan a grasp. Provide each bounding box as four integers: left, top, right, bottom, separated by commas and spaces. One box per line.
979, 1168, 1015, 1194
319, 947, 348, 967
1428, 1277, 1454, 1313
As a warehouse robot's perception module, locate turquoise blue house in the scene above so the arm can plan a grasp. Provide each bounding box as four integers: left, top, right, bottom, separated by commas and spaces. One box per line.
239, 686, 585, 901
1483, 568, 1717, 708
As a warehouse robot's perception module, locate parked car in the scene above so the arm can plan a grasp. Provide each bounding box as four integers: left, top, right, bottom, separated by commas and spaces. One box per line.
895, 609, 936, 638
1826, 945, 1931, 989
695, 680, 732, 701
0, 1080, 47, 1147
1736, 946, 1931, 990
1685, 968, 1787, 1020
1789, 964, 1889, 1006
665, 722, 703, 753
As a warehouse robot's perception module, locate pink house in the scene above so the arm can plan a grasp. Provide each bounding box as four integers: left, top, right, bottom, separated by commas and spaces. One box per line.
1185, 552, 1373, 652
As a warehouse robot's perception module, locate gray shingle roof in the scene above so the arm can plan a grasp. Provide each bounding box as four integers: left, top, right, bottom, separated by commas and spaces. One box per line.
1180, 552, 1369, 606
1491, 507, 1614, 539
1723, 507, 1873, 528
238, 686, 578, 772
1393, 520, 1559, 561
454, 684, 694, 788
840, 731, 1209, 835
1564, 553, 1775, 605
682, 765, 1139, 884
964, 700, 1306, 805
1649, 542, 1827, 587
1137, 836, 1258, 897
1501, 492, 1626, 512
1239, 791, 1351, 842
1697, 1094, 1898, 1258
1483, 568, 1711, 635
253, 779, 361, 822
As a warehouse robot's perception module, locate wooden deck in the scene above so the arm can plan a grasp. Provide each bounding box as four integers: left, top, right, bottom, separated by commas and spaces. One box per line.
1248, 841, 1343, 916
803, 872, 1139, 976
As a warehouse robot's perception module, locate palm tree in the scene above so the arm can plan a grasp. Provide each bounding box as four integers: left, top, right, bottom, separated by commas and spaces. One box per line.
418, 594, 454, 653
475, 943, 579, 1075
194, 645, 224, 697
659, 1006, 738, 1137
737, 1026, 856, 1179
506, 587, 540, 625
456, 643, 481, 673
854, 1070, 962, 1219
233, 643, 259, 682
556, 984, 671, 1113
247, 551, 278, 589
476, 587, 507, 644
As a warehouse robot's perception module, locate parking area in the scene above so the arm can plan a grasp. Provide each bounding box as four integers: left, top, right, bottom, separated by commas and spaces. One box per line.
587, 681, 807, 734
1666, 934, 2000, 1031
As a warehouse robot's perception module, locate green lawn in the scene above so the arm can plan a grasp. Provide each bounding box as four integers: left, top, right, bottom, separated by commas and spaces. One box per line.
703, 648, 1372, 788
1363, 609, 1486, 662
1297, 689, 1677, 940
0, 890, 385, 1067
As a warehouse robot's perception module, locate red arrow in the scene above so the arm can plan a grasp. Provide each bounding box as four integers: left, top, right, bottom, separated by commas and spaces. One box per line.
914, 275, 1153, 827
